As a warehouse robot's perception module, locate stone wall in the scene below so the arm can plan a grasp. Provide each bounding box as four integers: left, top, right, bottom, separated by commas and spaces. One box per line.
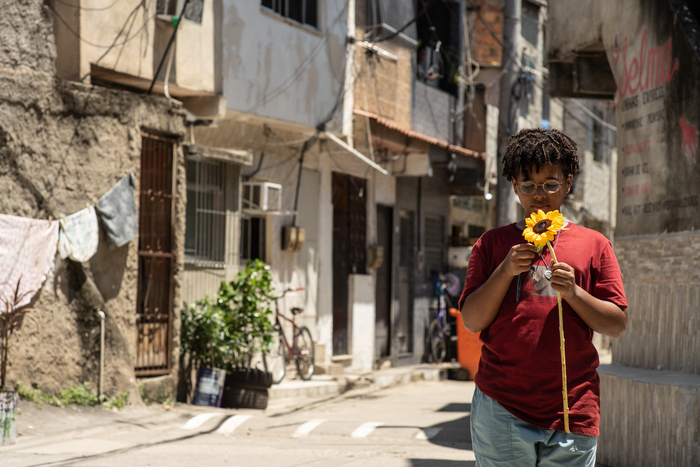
1, 1, 186, 397
614, 231, 700, 374
599, 365, 700, 466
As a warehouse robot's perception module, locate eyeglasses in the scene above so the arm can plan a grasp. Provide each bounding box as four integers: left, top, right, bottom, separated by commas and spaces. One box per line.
517, 180, 563, 195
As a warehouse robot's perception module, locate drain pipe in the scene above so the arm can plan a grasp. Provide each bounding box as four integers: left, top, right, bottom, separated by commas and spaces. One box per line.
97, 310, 106, 397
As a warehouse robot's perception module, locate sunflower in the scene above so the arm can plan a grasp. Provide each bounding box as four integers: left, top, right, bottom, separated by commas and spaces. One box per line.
522, 210, 566, 249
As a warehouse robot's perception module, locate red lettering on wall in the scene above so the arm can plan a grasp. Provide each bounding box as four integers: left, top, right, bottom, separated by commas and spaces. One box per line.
618, 28, 679, 100
680, 117, 698, 163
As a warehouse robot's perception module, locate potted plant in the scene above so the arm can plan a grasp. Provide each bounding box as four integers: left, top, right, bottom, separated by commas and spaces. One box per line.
180, 259, 276, 409
180, 296, 230, 407
218, 259, 276, 410
1, 279, 36, 445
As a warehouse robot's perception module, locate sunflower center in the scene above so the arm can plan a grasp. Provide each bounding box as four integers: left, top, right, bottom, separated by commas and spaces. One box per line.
533, 219, 552, 234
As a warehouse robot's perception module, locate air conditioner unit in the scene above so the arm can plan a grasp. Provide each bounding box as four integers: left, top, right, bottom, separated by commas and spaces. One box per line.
242, 182, 282, 212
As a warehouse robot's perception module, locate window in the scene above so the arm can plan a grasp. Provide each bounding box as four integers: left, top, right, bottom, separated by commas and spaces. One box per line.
157, 0, 204, 23
424, 214, 445, 277
241, 216, 267, 263
468, 225, 486, 238
261, 0, 318, 28
185, 159, 227, 263
587, 104, 615, 165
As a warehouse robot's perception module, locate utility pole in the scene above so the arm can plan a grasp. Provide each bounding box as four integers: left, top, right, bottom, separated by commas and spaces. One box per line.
342, 0, 356, 147
495, 0, 521, 227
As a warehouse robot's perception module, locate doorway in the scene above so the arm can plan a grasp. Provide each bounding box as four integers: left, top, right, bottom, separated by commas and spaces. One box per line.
397, 210, 415, 354
135, 133, 176, 376
332, 172, 366, 356
374, 204, 393, 359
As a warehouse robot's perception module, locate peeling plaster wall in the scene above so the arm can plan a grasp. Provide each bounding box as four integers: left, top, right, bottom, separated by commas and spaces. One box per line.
548, 1, 700, 465
1, 1, 186, 397
221, 1, 347, 129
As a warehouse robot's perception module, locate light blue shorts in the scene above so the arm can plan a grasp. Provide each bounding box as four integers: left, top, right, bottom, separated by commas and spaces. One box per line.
470, 386, 598, 467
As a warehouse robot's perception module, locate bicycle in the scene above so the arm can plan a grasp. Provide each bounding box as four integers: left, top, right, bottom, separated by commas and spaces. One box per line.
427, 273, 460, 363
263, 287, 315, 384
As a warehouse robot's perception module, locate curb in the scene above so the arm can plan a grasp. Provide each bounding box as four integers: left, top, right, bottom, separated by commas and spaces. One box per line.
268, 363, 459, 402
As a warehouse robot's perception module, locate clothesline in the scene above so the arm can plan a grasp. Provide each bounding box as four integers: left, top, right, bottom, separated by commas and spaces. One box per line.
0, 173, 138, 309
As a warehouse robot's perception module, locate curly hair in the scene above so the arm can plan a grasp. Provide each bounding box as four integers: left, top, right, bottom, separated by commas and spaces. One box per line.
501, 128, 579, 181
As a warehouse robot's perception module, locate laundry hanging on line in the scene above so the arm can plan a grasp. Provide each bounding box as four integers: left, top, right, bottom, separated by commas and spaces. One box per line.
0, 214, 58, 308
96, 172, 138, 249
58, 205, 100, 263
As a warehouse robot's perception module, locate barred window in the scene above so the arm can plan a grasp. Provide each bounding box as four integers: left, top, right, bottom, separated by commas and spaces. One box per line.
261, 0, 318, 28
185, 159, 227, 263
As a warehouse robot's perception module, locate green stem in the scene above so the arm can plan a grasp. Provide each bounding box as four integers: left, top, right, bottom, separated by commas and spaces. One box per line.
547, 240, 570, 434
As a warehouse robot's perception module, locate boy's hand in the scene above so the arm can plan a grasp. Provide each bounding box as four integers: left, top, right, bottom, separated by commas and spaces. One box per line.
501, 243, 538, 276
550, 262, 577, 299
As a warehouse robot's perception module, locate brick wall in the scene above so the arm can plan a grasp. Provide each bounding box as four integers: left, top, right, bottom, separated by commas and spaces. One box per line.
473, 1, 504, 67
354, 40, 413, 130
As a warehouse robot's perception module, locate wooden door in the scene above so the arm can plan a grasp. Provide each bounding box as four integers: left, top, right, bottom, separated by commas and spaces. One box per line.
135, 133, 176, 376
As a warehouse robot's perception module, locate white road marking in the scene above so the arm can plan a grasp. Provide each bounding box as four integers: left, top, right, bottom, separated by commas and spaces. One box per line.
217, 415, 253, 435
351, 422, 383, 438
180, 413, 219, 430
414, 427, 442, 440
291, 419, 326, 438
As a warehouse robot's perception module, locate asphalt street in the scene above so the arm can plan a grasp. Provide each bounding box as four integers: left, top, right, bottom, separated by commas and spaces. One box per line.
2, 379, 476, 467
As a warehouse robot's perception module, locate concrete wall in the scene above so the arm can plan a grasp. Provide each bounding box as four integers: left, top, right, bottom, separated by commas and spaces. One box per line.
548, 1, 700, 464
599, 365, 700, 467
221, 0, 347, 129
561, 100, 617, 237
412, 81, 455, 144
614, 231, 700, 375
51, 0, 216, 93
193, 119, 324, 340
1, 1, 186, 397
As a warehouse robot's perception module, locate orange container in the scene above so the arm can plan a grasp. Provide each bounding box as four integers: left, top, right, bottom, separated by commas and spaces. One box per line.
448, 308, 483, 381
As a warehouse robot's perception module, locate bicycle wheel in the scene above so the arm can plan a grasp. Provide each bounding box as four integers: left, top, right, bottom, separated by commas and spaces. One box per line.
264, 332, 286, 385
429, 320, 447, 363
294, 326, 315, 381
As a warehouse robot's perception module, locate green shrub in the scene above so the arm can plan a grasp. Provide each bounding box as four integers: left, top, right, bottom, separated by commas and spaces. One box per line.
180, 259, 276, 370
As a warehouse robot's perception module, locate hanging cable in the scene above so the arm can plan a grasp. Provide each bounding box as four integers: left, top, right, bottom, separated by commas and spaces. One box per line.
46, 0, 155, 50
148, 0, 190, 94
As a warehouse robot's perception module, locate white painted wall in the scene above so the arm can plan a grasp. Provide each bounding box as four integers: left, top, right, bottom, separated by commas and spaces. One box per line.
221, 0, 347, 128
77, 0, 216, 92
348, 274, 375, 372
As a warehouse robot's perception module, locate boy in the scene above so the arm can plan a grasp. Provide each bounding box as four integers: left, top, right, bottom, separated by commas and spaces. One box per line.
458, 128, 628, 466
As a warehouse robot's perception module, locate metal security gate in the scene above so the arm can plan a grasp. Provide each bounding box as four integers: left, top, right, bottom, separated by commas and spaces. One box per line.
135, 133, 177, 376
332, 172, 367, 356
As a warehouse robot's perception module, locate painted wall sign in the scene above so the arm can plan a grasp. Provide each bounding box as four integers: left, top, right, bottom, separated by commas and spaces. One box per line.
611, 7, 700, 237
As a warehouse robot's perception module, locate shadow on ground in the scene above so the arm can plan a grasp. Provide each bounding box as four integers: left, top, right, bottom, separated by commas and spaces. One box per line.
426, 402, 472, 451
409, 460, 475, 466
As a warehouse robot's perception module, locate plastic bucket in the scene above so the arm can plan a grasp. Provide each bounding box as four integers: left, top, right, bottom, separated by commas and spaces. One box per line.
448, 308, 482, 381
193, 367, 226, 407
1, 391, 18, 445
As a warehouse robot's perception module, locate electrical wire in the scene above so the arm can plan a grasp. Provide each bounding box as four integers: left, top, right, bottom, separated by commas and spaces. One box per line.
570, 98, 617, 132
50, 0, 124, 11
365, 0, 429, 44
243, 0, 350, 116
467, 0, 522, 72
91, 0, 151, 72
46, 0, 156, 49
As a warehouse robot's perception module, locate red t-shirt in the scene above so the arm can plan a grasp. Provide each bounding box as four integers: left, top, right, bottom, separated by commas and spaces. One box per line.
458, 223, 627, 436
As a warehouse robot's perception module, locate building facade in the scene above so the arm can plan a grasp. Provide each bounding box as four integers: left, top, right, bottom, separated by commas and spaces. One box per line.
548, 0, 700, 464
1, 0, 224, 399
